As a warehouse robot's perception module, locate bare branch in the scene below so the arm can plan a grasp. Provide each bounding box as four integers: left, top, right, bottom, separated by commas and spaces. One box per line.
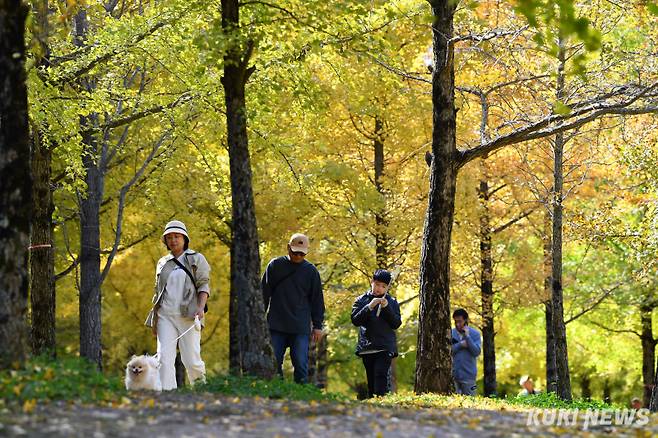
99, 129, 175, 285
54, 16, 174, 84
452, 27, 529, 44
55, 257, 80, 281
458, 84, 658, 166
588, 319, 640, 337
90, 93, 194, 135
492, 208, 536, 234
565, 283, 621, 324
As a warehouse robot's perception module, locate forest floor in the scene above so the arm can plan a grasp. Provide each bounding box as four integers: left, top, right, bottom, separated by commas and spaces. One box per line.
1, 391, 656, 437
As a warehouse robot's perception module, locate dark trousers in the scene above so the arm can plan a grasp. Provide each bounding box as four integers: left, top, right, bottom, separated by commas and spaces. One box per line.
270, 329, 309, 384
361, 351, 392, 397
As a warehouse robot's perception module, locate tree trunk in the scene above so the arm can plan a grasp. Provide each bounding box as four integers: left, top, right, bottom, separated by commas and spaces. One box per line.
550, 39, 572, 401
221, 0, 276, 378
316, 335, 328, 389
0, 0, 31, 369
650, 356, 658, 411
228, 242, 240, 374
479, 168, 497, 397
308, 335, 318, 385
603, 379, 611, 404
30, 129, 56, 356
307, 335, 329, 389
74, 9, 103, 368
373, 115, 388, 268
580, 374, 591, 400
414, 0, 458, 394
544, 210, 557, 393
29, 0, 56, 357
640, 305, 655, 408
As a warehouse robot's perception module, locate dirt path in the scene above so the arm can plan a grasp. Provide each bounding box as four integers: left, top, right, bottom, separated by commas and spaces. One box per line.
1, 392, 654, 437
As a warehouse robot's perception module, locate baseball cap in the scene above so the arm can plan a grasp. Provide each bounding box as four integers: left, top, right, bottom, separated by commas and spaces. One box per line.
373, 269, 392, 285
288, 233, 310, 254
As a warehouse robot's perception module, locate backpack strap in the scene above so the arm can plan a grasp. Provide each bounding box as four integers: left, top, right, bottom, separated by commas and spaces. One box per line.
171, 257, 208, 313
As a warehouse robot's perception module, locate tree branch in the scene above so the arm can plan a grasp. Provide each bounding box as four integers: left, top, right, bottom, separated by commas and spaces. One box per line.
99, 129, 175, 285
458, 84, 658, 166
55, 17, 174, 84
565, 284, 621, 324
492, 208, 536, 234
451, 27, 529, 44
588, 319, 640, 337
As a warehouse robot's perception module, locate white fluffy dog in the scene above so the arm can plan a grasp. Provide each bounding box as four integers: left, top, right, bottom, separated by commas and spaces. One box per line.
125, 354, 162, 391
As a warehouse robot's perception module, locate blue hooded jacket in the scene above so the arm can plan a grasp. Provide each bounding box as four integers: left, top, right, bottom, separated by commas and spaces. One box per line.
451, 326, 481, 382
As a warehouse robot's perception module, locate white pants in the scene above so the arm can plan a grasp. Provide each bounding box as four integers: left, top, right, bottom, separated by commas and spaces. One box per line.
156, 313, 206, 390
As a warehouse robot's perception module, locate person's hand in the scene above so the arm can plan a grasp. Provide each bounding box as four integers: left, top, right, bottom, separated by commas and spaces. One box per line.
194, 306, 205, 320
379, 297, 388, 308
312, 328, 324, 343
462, 325, 470, 336
460, 340, 467, 347
368, 298, 383, 310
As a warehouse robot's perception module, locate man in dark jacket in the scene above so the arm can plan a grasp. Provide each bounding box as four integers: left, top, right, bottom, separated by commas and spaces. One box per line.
351, 269, 402, 398
262, 233, 324, 384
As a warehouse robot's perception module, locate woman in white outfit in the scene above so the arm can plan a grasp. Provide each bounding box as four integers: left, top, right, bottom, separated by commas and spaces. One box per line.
145, 220, 210, 390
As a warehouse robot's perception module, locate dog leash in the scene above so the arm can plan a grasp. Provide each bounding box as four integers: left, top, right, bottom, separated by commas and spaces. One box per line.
152, 316, 201, 363
172, 315, 202, 342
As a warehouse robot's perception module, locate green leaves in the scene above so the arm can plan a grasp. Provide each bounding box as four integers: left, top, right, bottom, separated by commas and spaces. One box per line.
647, 2, 658, 16
514, 0, 601, 51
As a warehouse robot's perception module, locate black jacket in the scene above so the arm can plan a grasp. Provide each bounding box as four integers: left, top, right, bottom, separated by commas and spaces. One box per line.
261, 256, 324, 335
351, 291, 402, 356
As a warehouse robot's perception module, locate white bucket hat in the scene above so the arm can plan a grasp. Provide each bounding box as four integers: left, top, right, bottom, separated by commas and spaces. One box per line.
162, 220, 189, 242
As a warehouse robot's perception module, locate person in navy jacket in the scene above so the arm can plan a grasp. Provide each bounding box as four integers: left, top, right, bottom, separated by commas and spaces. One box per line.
351, 269, 402, 398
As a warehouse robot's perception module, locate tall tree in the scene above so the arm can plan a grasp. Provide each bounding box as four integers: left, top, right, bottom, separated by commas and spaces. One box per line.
639, 304, 656, 408
543, 210, 557, 393
50, 2, 193, 368
221, 0, 276, 378
29, 0, 56, 357
549, 37, 572, 401
73, 7, 104, 368
415, 0, 658, 394
414, 0, 460, 393
0, 0, 31, 368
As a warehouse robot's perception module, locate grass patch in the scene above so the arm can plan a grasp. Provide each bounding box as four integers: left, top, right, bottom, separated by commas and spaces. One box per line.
364, 391, 618, 412
196, 374, 347, 402
505, 392, 618, 410
0, 355, 125, 407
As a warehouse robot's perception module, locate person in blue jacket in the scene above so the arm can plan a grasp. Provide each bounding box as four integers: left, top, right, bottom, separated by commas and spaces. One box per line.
351, 269, 402, 398
451, 308, 481, 395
